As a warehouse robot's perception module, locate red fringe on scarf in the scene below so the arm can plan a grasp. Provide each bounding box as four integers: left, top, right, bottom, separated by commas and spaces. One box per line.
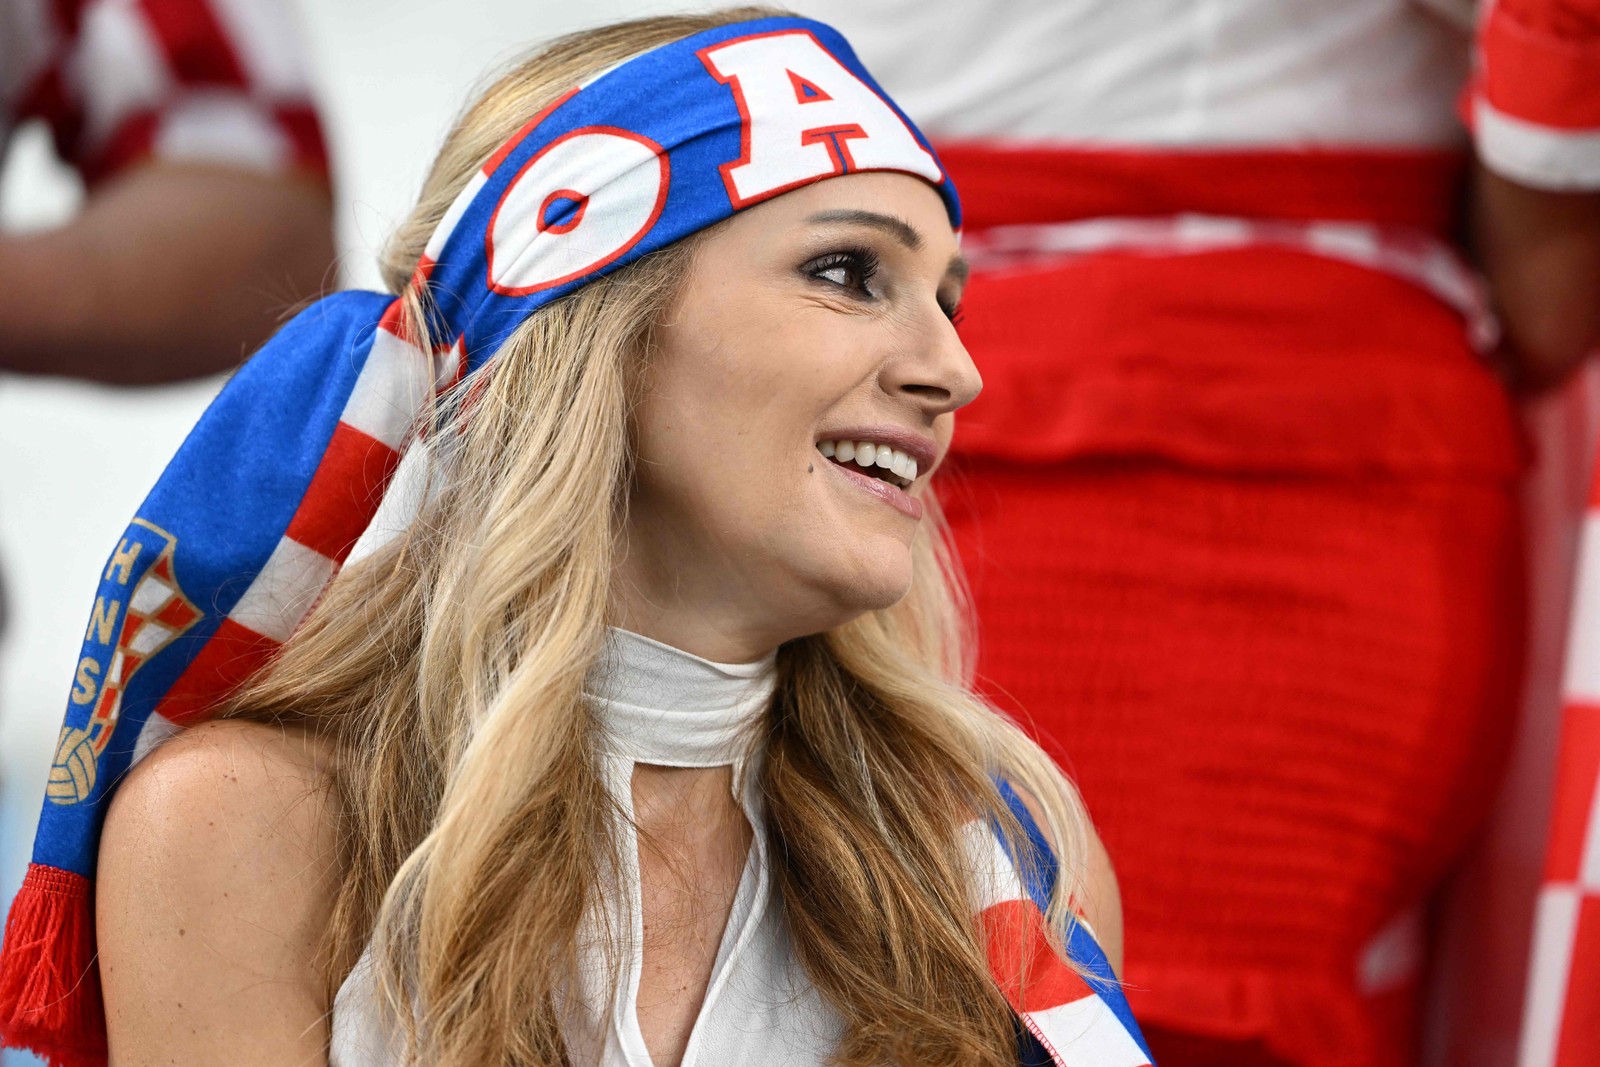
0, 864, 106, 1067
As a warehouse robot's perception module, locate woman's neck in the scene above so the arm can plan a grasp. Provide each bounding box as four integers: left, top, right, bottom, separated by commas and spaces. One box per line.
609, 601, 786, 664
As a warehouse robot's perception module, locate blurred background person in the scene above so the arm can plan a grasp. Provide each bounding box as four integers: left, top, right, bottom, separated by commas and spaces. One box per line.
0, 0, 334, 385
785, 1, 1598, 1065
0, 4, 331, 1063
1460, 1, 1600, 1064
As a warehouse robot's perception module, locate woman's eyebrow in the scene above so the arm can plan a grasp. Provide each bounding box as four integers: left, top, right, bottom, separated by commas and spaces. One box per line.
806, 208, 968, 285
806, 209, 924, 251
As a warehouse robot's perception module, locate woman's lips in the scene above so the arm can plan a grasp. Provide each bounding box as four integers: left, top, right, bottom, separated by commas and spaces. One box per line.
821, 455, 924, 520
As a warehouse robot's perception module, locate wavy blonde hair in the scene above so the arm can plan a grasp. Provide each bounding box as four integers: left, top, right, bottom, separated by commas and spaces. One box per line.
225, 10, 1092, 1067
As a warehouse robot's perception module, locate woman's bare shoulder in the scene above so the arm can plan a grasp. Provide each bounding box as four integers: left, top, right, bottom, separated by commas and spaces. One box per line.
99, 717, 340, 927
102, 717, 337, 860
97, 719, 342, 1063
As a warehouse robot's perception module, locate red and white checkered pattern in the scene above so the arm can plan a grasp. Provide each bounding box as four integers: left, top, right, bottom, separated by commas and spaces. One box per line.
960, 214, 1497, 352
4, 0, 326, 183
1520, 463, 1600, 1067
132, 302, 462, 749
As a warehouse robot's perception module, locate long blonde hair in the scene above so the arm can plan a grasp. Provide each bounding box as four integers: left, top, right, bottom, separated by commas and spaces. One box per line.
225, 10, 1091, 1066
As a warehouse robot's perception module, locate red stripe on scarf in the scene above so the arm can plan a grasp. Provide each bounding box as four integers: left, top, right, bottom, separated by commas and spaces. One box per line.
158, 618, 280, 724
285, 425, 402, 561
980, 898, 1095, 1014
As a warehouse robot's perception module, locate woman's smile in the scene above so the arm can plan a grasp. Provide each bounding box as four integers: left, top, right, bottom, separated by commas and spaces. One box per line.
813, 429, 937, 520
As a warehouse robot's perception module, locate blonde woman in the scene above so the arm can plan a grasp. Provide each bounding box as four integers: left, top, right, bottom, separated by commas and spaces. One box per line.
0, 11, 1150, 1067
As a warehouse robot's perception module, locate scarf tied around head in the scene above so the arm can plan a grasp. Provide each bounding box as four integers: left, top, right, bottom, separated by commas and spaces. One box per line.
0, 17, 1152, 1067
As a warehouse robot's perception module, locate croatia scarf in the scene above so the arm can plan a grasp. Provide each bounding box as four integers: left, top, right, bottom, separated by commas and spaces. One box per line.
0, 16, 1150, 1067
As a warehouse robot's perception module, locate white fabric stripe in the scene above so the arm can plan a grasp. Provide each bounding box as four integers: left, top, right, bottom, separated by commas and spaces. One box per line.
228, 536, 337, 644
153, 92, 290, 172
1475, 97, 1600, 192
426, 170, 488, 261
962, 820, 1027, 915
962, 816, 1100, 945
130, 710, 182, 769
1563, 516, 1600, 704
434, 338, 466, 391
1304, 221, 1383, 266
130, 576, 173, 615
70, 0, 174, 147
346, 445, 433, 568
205, 0, 316, 98
1581, 768, 1600, 892
1518, 885, 1583, 1067
1171, 214, 1253, 247
1026, 994, 1150, 1067
340, 326, 434, 452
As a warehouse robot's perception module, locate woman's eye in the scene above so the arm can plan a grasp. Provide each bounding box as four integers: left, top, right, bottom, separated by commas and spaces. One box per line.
806, 248, 880, 298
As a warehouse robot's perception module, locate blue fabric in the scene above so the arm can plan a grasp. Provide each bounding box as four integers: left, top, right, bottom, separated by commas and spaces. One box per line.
994, 779, 1156, 1063
30, 292, 393, 875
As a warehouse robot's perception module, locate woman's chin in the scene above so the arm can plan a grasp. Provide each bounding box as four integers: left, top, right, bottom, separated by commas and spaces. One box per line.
810, 558, 915, 624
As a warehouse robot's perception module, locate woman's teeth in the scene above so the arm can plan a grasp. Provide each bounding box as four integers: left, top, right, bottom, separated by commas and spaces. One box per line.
817, 439, 918, 489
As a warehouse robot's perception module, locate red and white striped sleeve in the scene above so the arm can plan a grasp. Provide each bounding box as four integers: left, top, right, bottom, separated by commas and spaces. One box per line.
17, 0, 328, 186
1470, 0, 1600, 190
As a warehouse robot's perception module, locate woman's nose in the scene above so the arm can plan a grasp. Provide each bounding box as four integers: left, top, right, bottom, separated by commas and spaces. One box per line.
883, 310, 983, 416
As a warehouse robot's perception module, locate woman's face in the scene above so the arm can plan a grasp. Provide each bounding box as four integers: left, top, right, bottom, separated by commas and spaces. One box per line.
617, 172, 978, 660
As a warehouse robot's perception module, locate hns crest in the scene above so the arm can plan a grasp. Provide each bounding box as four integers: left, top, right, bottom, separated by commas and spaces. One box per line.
49, 519, 200, 805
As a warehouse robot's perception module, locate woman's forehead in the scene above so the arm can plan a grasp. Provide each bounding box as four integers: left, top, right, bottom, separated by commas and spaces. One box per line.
718, 172, 959, 252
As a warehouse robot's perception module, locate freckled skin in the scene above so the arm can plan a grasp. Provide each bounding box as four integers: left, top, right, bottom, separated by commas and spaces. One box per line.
97, 720, 339, 1066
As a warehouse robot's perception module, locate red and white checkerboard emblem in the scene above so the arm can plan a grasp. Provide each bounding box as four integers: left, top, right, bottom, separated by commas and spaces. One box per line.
49, 520, 201, 805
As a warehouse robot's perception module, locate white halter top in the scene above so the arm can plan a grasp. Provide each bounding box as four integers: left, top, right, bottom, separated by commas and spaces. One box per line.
328, 628, 845, 1067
